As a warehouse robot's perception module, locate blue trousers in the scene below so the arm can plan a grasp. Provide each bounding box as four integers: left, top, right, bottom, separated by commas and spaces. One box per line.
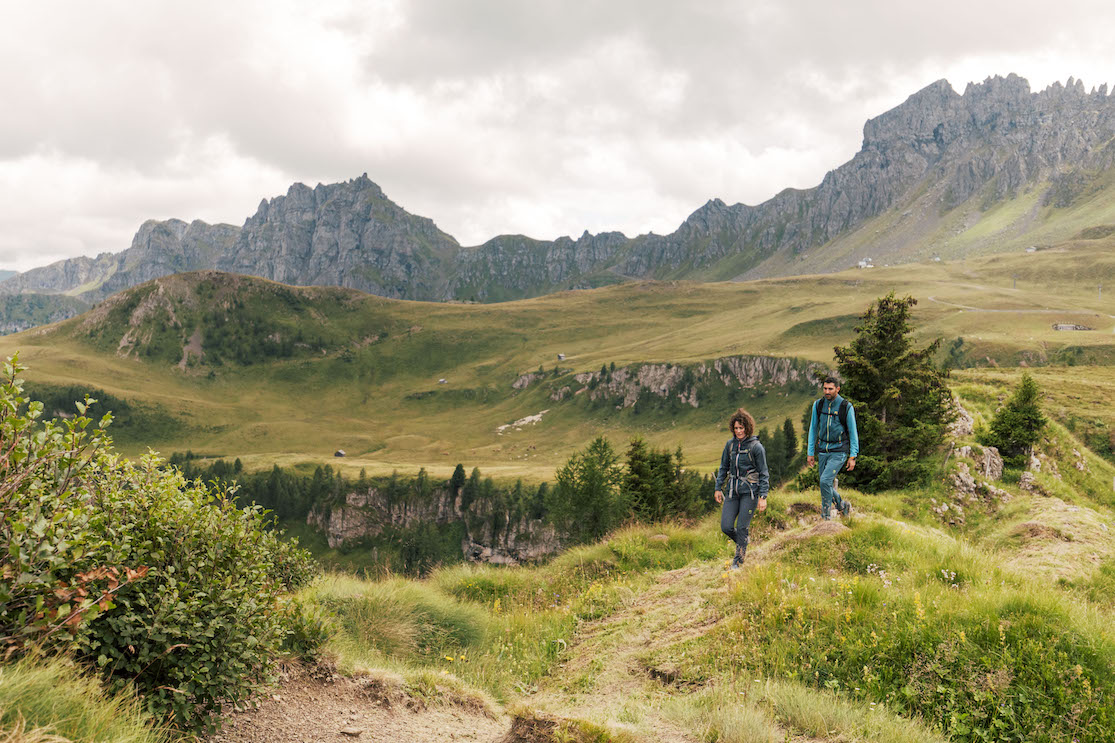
818, 452, 847, 520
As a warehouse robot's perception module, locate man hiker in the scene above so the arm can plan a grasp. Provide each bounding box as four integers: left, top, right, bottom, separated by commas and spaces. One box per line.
807, 376, 858, 520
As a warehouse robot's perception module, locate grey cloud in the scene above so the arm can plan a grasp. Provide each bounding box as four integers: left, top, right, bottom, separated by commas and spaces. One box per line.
4, 0, 1115, 270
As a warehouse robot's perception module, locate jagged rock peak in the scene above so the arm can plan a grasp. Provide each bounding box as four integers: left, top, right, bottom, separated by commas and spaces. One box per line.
862, 78, 961, 146
249, 174, 391, 223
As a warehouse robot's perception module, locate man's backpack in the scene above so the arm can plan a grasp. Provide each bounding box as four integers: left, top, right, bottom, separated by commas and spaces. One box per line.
813, 397, 850, 435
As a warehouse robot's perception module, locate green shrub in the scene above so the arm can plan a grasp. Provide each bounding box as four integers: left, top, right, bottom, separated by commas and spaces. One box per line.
0, 356, 320, 733
0, 355, 114, 654
278, 597, 334, 662
80, 457, 293, 731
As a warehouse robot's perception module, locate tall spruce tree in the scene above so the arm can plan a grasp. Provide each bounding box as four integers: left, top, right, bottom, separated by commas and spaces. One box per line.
546, 436, 625, 542
833, 292, 954, 492
980, 373, 1046, 466
783, 417, 798, 459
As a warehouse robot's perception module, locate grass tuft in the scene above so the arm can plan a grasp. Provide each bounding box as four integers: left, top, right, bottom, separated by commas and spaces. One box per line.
0, 656, 164, 743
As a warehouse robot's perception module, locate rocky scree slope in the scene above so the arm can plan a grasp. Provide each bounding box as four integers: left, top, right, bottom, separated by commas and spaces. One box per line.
6, 75, 1115, 310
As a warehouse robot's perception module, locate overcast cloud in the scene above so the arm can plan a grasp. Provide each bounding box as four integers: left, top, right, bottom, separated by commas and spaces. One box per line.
2, 0, 1115, 271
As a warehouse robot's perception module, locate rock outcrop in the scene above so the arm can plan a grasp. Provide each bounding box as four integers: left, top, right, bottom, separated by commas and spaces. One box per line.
307, 484, 559, 565
516, 355, 823, 410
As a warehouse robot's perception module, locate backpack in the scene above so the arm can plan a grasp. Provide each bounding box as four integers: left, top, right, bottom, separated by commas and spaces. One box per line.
813, 397, 850, 440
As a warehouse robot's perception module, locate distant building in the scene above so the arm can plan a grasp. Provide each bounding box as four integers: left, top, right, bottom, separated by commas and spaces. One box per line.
334, 449, 346, 457
1026, 246, 1037, 253
557, 353, 566, 361
438, 378, 447, 384
1052, 323, 1093, 331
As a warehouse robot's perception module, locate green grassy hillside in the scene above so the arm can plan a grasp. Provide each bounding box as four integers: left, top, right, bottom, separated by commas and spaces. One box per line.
1, 238, 1112, 481
276, 384, 1115, 742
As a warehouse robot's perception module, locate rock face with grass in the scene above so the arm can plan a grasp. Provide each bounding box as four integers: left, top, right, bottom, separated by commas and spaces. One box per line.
307, 483, 559, 564
517, 355, 823, 410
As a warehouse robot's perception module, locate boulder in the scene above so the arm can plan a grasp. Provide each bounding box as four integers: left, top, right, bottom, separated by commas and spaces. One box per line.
977, 446, 1004, 481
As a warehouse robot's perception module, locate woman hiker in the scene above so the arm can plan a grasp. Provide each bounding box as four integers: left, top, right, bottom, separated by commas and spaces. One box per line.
714, 408, 770, 569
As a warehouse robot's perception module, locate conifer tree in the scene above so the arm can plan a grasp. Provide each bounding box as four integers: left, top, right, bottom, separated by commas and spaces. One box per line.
980, 373, 1046, 466
833, 292, 954, 491
546, 436, 624, 542
449, 463, 467, 493
783, 417, 798, 460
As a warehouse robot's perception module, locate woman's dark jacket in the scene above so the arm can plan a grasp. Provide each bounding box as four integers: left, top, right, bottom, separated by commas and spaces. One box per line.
715, 435, 770, 500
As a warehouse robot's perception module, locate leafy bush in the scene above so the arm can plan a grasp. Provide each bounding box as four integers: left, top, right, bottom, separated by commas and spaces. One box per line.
278, 597, 334, 662
80, 457, 298, 731
0, 355, 320, 733
0, 356, 115, 654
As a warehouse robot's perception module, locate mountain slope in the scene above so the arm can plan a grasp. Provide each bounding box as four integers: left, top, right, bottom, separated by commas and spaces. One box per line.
5, 74, 1115, 312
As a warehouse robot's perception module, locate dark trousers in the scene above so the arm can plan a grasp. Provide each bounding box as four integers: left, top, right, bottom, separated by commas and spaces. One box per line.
721, 489, 759, 554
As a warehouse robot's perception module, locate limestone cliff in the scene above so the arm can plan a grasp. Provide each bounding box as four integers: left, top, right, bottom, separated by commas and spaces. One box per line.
518, 354, 823, 411
306, 483, 560, 565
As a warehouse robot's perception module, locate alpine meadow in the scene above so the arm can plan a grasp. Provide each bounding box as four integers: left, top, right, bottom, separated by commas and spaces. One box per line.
4, 70, 1115, 743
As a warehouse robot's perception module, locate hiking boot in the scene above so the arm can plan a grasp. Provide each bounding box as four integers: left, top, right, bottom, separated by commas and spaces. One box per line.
730, 543, 745, 569
840, 499, 852, 517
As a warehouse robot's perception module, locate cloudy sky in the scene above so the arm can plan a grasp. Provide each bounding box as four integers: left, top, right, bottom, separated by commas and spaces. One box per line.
3, 1, 1115, 272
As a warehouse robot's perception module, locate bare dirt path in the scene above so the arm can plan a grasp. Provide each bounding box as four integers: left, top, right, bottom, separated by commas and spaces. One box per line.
212, 668, 509, 743
524, 521, 839, 742
211, 521, 844, 743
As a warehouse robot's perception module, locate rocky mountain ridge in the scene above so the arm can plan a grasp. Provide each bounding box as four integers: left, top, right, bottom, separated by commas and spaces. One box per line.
5, 74, 1115, 313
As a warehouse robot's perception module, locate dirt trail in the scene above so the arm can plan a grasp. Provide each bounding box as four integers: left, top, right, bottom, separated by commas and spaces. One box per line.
212, 521, 841, 743
524, 522, 839, 742
525, 562, 718, 742
212, 668, 509, 743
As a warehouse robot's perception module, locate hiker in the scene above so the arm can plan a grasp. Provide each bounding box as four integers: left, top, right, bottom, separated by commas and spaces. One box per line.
714, 408, 769, 569
807, 376, 859, 520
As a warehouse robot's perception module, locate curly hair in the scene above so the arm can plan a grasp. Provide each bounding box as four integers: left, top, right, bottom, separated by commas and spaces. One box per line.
728, 408, 755, 437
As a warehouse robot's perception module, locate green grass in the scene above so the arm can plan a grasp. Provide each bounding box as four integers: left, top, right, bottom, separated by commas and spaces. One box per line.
646, 516, 1115, 742
0, 656, 165, 743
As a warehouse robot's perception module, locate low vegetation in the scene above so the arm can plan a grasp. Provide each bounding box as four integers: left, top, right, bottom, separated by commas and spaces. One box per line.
3, 266, 1115, 742
0, 357, 321, 734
